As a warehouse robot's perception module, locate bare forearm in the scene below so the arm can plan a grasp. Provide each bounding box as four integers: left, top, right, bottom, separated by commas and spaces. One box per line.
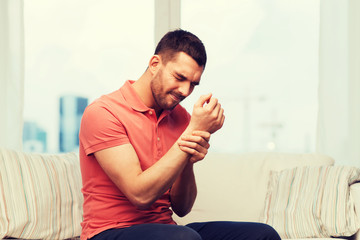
133, 127, 205, 208
140, 94, 224, 208
96, 93, 224, 211
170, 162, 197, 217
129, 145, 191, 209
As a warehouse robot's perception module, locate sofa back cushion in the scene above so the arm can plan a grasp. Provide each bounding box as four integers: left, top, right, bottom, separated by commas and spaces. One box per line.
173, 152, 334, 225
261, 166, 360, 238
0, 148, 83, 239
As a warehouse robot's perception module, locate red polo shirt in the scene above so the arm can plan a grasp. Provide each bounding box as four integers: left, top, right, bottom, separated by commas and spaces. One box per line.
79, 80, 191, 240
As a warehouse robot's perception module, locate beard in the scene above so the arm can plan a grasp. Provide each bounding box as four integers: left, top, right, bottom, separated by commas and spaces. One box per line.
150, 69, 184, 111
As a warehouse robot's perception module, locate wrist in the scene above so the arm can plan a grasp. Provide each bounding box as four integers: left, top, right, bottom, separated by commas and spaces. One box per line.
181, 162, 195, 176
183, 124, 196, 136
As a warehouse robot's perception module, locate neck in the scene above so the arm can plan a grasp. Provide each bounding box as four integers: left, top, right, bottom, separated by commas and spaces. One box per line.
132, 70, 162, 116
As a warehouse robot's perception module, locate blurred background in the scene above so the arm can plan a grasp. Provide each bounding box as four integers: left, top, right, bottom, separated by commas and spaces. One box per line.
1, 0, 359, 166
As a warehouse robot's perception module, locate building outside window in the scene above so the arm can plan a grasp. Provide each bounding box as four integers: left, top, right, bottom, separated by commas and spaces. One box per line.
23, 0, 154, 153
59, 95, 88, 153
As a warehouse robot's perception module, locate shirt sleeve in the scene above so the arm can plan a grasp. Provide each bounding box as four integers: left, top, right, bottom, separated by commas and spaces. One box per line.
79, 102, 130, 156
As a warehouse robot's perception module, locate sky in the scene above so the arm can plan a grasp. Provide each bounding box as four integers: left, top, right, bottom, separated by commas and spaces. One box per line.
23, 0, 319, 153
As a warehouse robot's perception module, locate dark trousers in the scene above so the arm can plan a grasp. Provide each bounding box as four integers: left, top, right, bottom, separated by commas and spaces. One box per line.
90, 221, 281, 240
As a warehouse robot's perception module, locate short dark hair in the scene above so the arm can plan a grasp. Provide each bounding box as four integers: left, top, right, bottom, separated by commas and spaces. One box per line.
154, 29, 207, 68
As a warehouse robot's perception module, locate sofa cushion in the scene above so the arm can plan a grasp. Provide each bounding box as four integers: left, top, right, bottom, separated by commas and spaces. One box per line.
261, 166, 360, 239
0, 148, 83, 239
173, 152, 335, 225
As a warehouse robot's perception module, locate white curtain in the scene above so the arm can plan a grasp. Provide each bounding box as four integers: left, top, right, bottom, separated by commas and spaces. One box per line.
0, 0, 24, 151
317, 0, 360, 167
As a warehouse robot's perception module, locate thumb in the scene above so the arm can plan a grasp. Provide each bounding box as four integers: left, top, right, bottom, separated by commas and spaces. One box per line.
194, 93, 212, 107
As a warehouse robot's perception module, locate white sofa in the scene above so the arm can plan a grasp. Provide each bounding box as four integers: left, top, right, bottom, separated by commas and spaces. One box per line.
0, 148, 359, 239
173, 152, 360, 240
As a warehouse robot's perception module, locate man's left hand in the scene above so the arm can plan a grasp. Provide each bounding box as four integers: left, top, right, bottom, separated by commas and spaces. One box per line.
177, 130, 211, 163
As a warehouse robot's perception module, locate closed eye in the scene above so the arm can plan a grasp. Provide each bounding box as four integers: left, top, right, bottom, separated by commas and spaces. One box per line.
174, 73, 187, 81
174, 72, 199, 87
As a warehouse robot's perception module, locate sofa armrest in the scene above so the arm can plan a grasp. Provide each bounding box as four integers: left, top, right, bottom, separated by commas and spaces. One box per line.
351, 183, 360, 223
350, 183, 360, 240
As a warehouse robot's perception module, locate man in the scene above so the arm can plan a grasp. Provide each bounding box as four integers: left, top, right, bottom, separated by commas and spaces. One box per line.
79, 29, 280, 240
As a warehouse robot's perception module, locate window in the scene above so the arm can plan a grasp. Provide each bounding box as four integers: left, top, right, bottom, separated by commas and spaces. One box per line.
181, 0, 320, 153
23, 0, 154, 153
24, 0, 319, 154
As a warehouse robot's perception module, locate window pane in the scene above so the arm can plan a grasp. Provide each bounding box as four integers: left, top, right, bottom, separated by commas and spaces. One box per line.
181, 0, 319, 153
24, 0, 154, 153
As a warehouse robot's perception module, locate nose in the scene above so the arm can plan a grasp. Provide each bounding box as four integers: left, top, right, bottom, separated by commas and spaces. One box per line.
178, 81, 192, 97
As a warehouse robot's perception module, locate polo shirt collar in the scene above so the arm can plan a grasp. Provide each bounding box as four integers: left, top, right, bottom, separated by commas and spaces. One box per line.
121, 80, 173, 119
120, 80, 150, 112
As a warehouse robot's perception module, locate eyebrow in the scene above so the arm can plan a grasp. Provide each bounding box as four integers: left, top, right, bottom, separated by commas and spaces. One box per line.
175, 72, 187, 80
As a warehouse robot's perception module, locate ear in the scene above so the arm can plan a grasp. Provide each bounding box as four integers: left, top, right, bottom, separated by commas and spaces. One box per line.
148, 55, 162, 75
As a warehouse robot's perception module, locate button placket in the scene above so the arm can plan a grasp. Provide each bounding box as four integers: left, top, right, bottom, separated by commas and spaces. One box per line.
156, 123, 162, 156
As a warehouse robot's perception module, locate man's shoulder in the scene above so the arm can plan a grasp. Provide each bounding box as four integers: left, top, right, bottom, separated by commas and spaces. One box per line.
86, 89, 126, 113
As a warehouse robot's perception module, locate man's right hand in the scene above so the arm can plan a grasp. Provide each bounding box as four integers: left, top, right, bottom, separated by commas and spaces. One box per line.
187, 93, 225, 134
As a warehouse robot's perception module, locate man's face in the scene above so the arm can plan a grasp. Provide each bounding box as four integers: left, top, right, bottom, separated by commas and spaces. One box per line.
150, 52, 204, 111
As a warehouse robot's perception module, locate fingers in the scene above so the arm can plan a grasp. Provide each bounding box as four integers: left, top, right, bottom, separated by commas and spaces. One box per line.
204, 97, 222, 122
178, 135, 210, 151
178, 145, 208, 157
220, 109, 225, 127
194, 93, 212, 108
191, 130, 211, 142
217, 106, 225, 125
207, 101, 224, 133
212, 101, 221, 116
178, 146, 207, 163
177, 131, 211, 163
204, 97, 218, 111
190, 94, 225, 134
178, 141, 208, 159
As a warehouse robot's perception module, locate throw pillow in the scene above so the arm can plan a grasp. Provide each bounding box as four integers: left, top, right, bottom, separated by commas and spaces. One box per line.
261, 165, 360, 239
0, 148, 83, 239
